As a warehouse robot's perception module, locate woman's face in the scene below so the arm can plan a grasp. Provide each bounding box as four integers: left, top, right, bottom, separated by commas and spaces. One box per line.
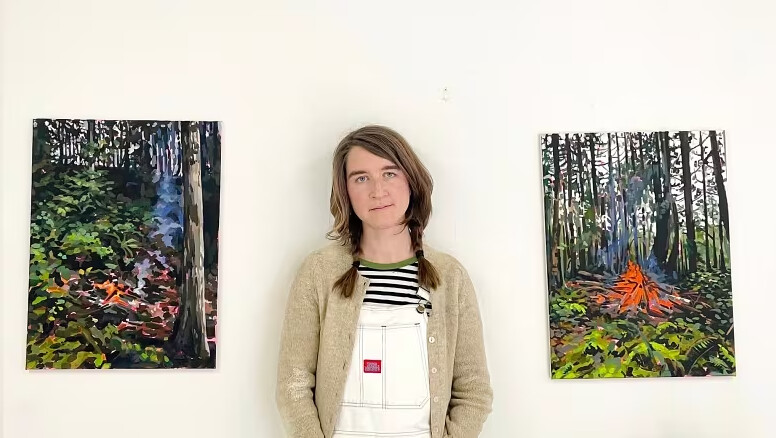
345, 146, 411, 233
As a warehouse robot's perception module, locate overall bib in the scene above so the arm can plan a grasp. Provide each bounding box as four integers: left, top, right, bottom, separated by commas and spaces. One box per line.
333, 297, 432, 438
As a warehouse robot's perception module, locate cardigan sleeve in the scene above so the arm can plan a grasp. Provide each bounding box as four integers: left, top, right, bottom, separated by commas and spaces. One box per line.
275, 252, 325, 438
445, 264, 493, 437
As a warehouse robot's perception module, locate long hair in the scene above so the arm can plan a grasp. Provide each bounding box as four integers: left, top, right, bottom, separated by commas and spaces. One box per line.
327, 125, 440, 297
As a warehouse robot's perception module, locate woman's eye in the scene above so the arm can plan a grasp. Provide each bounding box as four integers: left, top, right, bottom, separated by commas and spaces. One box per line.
385, 172, 396, 178
356, 175, 367, 183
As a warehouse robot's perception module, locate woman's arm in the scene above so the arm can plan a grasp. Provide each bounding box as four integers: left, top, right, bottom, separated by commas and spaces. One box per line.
276, 253, 325, 438
445, 265, 494, 437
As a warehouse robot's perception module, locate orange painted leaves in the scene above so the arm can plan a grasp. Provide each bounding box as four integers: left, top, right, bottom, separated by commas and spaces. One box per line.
608, 261, 677, 316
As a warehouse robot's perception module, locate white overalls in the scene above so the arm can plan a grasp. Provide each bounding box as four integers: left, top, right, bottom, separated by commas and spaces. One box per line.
333, 290, 432, 438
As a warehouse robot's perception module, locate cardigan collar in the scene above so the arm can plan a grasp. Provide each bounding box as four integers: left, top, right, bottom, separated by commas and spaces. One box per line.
325, 239, 443, 275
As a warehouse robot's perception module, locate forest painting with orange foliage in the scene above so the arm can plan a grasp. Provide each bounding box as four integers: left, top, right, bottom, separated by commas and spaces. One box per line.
541, 130, 735, 378
27, 119, 221, 369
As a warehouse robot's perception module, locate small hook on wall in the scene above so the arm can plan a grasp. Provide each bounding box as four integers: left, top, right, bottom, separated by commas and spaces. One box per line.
441, 87, 450, 102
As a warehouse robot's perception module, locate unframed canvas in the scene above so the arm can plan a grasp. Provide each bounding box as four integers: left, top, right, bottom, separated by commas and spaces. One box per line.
541, 130, 735, 378
27, 119, 221, 369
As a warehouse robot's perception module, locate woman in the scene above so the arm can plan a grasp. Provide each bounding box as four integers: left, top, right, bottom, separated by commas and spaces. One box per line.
276, 125, 493, 438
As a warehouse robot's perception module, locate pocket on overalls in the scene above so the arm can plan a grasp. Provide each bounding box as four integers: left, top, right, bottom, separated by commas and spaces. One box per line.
341, 325, 386, 407
383, 322, 430, 408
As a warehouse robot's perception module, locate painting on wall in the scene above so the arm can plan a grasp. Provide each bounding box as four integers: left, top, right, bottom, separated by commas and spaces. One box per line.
541, 130, 735, 378
27, 119, 221, 369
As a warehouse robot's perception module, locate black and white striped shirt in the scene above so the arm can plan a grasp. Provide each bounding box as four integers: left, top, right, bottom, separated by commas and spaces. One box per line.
358, 257, 432, 310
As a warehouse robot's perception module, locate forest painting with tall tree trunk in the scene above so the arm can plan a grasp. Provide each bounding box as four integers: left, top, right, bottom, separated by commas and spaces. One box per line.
542, 130, 735, 378
27, 119, 221, 369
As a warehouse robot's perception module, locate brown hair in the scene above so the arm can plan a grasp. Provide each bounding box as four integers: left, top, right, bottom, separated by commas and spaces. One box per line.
327, 125, 440, 297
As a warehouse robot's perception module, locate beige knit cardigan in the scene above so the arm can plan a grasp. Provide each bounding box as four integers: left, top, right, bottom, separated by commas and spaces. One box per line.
275, 241, 493, 438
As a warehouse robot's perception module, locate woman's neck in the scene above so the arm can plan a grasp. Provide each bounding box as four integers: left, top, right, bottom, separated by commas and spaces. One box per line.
359, 225, 415, 264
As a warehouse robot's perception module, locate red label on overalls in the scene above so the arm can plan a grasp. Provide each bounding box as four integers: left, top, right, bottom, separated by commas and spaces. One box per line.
364, 360, 381, 373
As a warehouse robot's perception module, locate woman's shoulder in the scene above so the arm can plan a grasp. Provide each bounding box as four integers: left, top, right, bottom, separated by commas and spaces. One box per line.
423, 244, 469, 277
424, 245, 482, 307
295, 240, 353, 277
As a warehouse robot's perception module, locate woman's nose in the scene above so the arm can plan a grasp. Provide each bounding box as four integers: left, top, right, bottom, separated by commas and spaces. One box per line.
370, 180, 387, 197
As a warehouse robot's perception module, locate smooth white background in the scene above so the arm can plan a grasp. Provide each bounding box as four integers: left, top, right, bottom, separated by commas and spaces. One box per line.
2, 1, 775, 437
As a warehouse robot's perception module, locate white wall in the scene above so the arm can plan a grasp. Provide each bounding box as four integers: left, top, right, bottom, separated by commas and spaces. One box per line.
2, 1, 775, 437
0, 0, 6, 436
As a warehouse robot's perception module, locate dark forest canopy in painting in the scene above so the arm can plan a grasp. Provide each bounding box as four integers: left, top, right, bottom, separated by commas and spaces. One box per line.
542, 130, 735, 378
27, 119, 221, 369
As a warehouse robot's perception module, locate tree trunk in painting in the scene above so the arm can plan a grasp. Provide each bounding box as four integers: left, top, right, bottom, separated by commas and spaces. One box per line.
667, 200, 680, 276
544, 136, 553, 286
652, 132, 669, 269
550, 134, 562, 286
119, 121, 132, 170
574, 134, 587, 269
87, 120, 95, 169
57, 122, 64, 164
564, 134, 577, 276
719, 219, 727, 272
32, 120, 47, 165
700, 133, 711, 271
711, 209, 718, 270
709, 131, 730, 239
172, 121, 210, 364
627, 133, 640, 264
638, 133, 647, 259
607, 133, 617, 272
616, 133, 628, 271
587, 134, 599, 267
550, 134, 563, 285
679, 131, 698, 273
664, 132, 679, 276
